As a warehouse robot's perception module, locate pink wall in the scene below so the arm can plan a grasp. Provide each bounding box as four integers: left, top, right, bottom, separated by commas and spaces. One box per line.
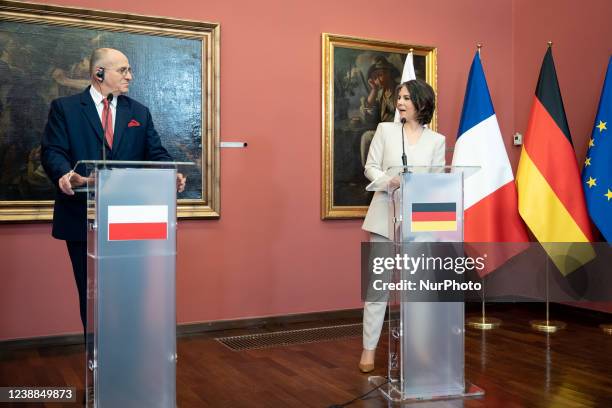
1, 0, 609, 341
512, 0, 612, 166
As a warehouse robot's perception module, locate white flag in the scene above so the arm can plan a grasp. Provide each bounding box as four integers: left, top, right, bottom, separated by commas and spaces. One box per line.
394, 51, 416, 123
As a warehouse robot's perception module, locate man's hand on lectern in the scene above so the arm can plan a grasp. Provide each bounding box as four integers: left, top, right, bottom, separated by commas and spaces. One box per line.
176, 173, 186, 193
58, 170, 88, 196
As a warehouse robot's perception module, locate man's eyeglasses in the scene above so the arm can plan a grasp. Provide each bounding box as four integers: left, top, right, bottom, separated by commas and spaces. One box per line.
98, 66, 133, 77
115, 67, 133, 76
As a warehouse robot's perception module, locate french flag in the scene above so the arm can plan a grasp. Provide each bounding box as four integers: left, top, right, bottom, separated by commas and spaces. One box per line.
452, 51, 528, 245
108, 205, 168, 241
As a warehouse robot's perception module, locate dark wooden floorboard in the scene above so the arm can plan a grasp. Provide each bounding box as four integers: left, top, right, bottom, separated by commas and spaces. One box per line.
1, 304, 611, 407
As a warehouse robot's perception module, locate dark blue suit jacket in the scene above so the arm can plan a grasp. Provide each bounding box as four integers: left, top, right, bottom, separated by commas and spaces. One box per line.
41, 87, 172, 241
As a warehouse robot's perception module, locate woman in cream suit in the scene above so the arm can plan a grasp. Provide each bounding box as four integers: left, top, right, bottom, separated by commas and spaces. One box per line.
359, 79, 445, 373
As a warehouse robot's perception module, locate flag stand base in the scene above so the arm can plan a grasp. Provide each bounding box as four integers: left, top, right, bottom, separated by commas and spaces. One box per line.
530, 320, 566, 333
466, 316, 501, 330
600, 324, 612, 335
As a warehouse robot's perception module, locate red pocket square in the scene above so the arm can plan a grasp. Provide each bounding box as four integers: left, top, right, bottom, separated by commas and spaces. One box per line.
128, 119, 140, 127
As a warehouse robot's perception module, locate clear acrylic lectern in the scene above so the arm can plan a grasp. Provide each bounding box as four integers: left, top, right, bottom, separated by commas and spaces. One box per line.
76, 160, 192, 408
367, 165, 484, 403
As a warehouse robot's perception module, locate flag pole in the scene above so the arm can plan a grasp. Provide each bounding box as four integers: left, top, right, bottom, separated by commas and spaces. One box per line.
530, 251, 566, 332
583, 54, 612, 334
525, 41, 568, 333
465, 42, 502, 331
466, 278, 501, 330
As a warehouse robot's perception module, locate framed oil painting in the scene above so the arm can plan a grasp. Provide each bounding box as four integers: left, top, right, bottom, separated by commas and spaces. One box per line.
0, 0, 220, 221
321, 33, 437, 219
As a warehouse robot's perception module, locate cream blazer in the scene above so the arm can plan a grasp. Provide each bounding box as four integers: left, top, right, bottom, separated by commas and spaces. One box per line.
362, 122, 446, 239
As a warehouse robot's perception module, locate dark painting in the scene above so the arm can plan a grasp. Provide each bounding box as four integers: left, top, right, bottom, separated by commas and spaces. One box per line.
332, 48, 427, 207
0, 0, 220, 221
0, 20, 202, 201
322, 34, 436, 219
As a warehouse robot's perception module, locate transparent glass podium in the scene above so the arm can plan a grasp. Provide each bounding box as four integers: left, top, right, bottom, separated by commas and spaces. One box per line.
76, 160, 192, 408
366, 165, 485, 403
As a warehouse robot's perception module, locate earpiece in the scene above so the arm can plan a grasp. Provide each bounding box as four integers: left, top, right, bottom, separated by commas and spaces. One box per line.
95, 67, 105, 82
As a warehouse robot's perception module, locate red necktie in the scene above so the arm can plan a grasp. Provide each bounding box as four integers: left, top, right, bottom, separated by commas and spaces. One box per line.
102, 98, 114, 148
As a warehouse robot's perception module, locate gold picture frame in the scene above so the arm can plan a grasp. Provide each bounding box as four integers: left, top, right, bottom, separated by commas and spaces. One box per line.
321, 33, 437, 219
0, 0, 220, 221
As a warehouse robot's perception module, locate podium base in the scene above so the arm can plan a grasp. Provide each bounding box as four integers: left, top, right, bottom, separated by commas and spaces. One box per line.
466, 316, 502, 330
530, 320, 566, 333
600, 324, 612, 335
368, 376, 484, 403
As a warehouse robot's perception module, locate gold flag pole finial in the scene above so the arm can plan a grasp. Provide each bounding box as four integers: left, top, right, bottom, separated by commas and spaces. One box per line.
409, 48, 414, 54
477, 43, 483, 55
547, 41, 553, 48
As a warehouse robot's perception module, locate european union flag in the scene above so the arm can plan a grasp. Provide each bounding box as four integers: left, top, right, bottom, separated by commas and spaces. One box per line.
582, 56, 612, 242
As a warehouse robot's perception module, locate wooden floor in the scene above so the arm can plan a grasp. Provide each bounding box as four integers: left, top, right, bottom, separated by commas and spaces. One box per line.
1, 304, 611, 407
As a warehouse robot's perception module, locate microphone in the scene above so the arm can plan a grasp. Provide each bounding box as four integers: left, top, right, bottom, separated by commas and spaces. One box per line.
101, 93, 113, 167
400, 118, 408, 171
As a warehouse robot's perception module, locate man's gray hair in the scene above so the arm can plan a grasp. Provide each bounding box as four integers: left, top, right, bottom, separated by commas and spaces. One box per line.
89, 48, 111, 76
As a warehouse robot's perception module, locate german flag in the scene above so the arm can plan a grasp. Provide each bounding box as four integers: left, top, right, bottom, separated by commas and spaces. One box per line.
516, 46, 593, 274
411, 202, 457, 232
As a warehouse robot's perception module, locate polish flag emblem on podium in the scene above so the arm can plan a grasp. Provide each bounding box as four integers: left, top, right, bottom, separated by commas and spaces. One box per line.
108, 205, 168, 241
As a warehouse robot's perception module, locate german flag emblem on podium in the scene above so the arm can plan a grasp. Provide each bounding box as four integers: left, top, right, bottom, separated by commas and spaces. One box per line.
411, 202, 457, 232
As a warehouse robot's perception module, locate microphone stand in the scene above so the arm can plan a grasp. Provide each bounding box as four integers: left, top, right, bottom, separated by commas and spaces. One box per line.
400, 118, 408, 173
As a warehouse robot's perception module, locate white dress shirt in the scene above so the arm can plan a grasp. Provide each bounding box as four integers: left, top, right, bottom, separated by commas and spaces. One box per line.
89, 85, 116, 131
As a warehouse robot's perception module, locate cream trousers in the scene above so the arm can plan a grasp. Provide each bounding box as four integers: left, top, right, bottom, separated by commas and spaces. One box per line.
362, 232, 390, 350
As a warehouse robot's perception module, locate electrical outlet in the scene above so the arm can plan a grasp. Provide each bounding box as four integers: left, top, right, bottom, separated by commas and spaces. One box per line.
513, 132, 523, 146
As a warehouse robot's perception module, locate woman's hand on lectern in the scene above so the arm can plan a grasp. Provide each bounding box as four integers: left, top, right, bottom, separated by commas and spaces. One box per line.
388, 176, 401, 190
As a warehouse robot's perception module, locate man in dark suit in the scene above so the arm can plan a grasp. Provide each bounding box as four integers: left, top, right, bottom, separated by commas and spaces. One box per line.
41, 48, 186, 330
